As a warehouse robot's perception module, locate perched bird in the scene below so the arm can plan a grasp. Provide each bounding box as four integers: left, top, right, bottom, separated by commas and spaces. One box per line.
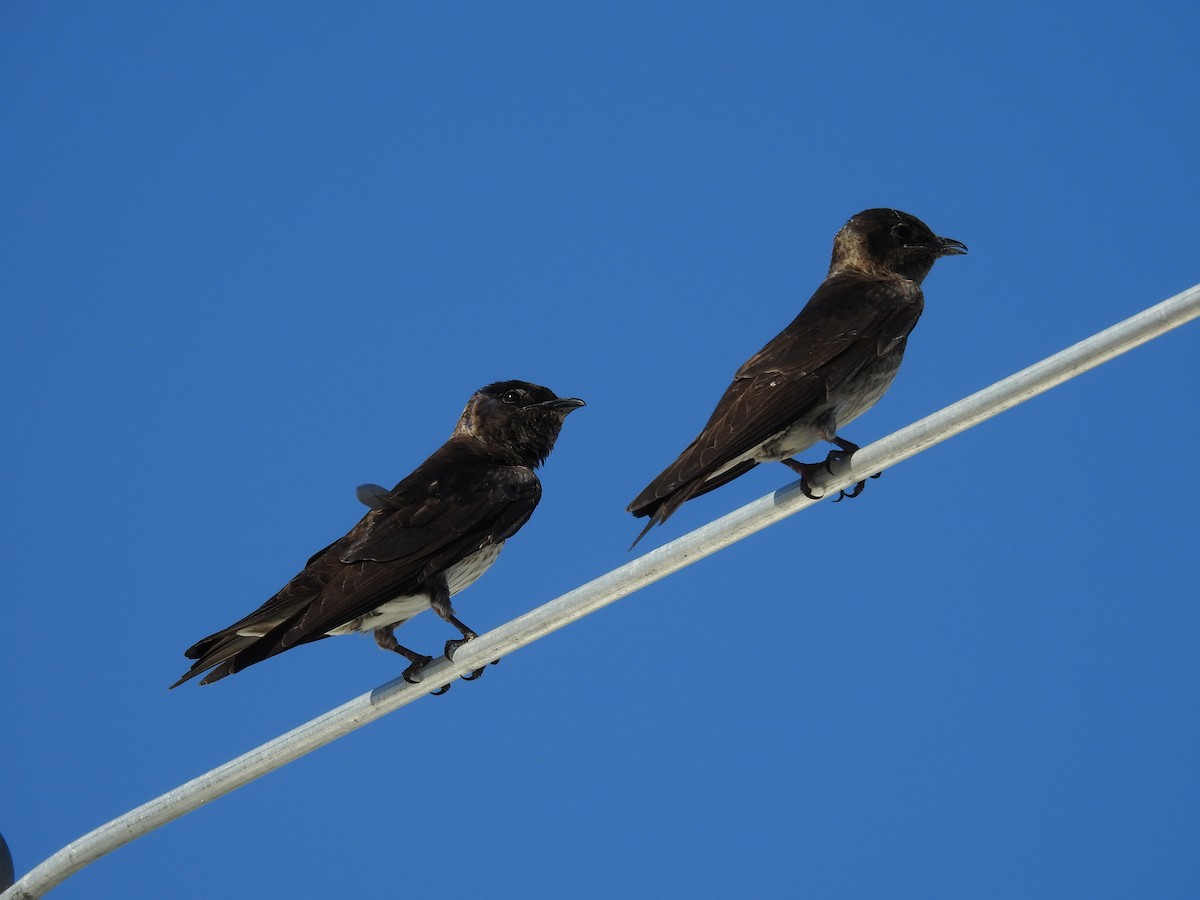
172, 381, 584, 688
0, 830, 12, 894
628, 208, 966, 546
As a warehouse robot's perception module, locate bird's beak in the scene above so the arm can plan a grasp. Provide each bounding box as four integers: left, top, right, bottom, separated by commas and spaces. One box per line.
537, 397, 586, 412
936, 236, 968, 256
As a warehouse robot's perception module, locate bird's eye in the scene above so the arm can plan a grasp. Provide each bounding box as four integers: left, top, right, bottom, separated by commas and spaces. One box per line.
500, 389, 524, 405
892, 223, 914, 242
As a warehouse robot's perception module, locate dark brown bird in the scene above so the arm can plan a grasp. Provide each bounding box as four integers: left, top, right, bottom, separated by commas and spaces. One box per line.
627, 208, 966, 546
172, 381, 584, 688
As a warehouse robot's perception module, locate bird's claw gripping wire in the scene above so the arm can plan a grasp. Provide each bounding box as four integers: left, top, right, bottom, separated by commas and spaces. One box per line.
785, 436, 881, 502
460, 659, 499, 682
400, 656, 433, 686
444, 633, 495, 682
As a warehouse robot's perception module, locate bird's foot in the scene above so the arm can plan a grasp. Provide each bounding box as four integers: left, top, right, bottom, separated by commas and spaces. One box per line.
823, 439, 858, 483
444, 632, 478, 661
402, 657, 451, 695
460, 659, 500, 682
781, 458, 827, 499
445, 633, 488, 681
832, 482, 864, 502
784, 438, 878, 501
401, 654, 434, 685
787, 439, 883, 504
831, 471, 881, 502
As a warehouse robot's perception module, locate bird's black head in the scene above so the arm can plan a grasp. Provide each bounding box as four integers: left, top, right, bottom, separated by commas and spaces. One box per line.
831, 208, 967, 285
455, 380, 585, 467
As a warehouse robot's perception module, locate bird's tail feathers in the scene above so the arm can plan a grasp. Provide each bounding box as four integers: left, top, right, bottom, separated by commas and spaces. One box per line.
170, 613, 316, 688
627, 460, 759, 550
170, 632, 261, 688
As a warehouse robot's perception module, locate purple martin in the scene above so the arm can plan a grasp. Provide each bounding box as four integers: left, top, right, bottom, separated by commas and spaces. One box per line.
172, 381, 584, 688
627, 208, 966, 546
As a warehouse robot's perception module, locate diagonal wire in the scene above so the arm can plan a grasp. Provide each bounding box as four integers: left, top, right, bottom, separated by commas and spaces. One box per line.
4, 282, 1198, 899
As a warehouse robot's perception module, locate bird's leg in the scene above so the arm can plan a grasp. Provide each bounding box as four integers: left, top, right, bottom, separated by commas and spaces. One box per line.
373, 625, 447, 693
428, 578, 491, 681
429, 581, 477, 659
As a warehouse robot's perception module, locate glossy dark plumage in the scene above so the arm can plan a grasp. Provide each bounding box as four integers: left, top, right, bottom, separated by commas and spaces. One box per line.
627, 209, 966, 545
172, 381, 584, 687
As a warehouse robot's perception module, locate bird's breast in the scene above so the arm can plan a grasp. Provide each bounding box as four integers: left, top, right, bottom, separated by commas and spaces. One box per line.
444, 540, 505, 594
827, 348, 905, 431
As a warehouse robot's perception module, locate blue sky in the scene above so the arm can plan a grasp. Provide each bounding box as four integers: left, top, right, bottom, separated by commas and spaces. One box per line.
2, 3, 1198, 897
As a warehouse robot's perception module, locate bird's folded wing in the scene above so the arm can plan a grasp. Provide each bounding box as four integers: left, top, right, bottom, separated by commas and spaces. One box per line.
278, 467, 541, 645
